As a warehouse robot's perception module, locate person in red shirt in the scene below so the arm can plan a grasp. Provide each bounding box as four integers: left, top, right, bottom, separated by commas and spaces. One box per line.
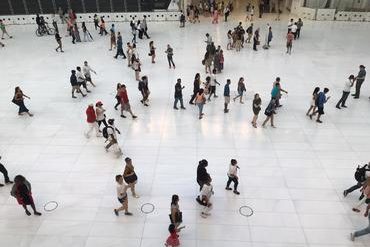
85, 104, 101, 138
165, 224, 180, 247
286, 31, 294, 55
119, 84, 137, 119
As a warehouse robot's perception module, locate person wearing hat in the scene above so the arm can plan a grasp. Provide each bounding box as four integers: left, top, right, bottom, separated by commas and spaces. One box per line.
82, 61, 97, 87
353, 65, 366, 99
95, 101, 108, 129
85, 104, 101, 138
70, 70, 85, 98
336, 75, 355, 109
105, 118, 123, 157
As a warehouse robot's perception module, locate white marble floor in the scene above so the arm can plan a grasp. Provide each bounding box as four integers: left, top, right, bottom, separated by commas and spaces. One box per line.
1, 11, 370, 247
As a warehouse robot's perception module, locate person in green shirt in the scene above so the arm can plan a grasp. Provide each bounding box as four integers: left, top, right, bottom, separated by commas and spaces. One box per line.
0, 20, 13, 39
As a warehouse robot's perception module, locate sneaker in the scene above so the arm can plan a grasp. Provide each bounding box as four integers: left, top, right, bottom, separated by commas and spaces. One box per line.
341, 105, 347, 108
225, 187, 232, 191
181, 107, 186, 110
120, 115, 126, 118
0, 184, 4, 187
124, 212, 133, 216
350, 233, 355, 241
336, 105, 341, 109
316, 120, 322, 123
233, 190, 240, 195
34, 211, 42, 216
173, 107, 179, 110
132, 115, 137, 119
114, 209, 119, 216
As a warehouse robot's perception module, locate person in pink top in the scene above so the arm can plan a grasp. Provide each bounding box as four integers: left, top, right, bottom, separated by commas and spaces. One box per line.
212, 9, 219, 24
286, 31, 294, 55
165, 224, 180, 247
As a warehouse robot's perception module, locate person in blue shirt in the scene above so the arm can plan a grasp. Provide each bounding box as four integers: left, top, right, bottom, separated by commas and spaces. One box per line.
311, 88, 330, 123
224, 79, 231, 113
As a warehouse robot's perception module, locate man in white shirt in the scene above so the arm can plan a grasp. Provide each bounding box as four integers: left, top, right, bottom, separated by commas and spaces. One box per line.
114, 174, 133, 216
208, 69, 220, 101
76, 66, 91, 93
225, 159, 240, 195
104, 119, 123, 157
291, 22, 298, 39
205, 33, 212, 46
287, 18, 293, 33
82, 61, 96, 87
336, 75, 355, 109
199, 176, 214, 218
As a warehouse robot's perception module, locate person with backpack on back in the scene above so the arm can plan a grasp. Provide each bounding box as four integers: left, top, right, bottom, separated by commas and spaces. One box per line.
103, 118, 123, 157
344, 162, 370, 198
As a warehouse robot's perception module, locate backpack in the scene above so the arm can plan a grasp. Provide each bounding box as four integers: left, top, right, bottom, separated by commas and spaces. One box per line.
354, 165, 367, 182
102, 126, 113, 139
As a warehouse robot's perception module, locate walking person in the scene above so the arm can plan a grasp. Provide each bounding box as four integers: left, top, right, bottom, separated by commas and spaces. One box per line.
306, 87, 320, 116
267, 26, 273, 47
70, 70, 86, 98
76, 66, 91, 93
199, 176, 214, 218
113, 175, 133, 216
195, 89, 206, 119
114, 83, 122, 110
286, 31, 294, 54
95, 101, 108, 129
10, 175, 42, 216
83, 61, 97, 87
73, 23, 81, 43
99, 17, 108, 35
262, 98, 277, 128
165, 44, 176, 69
149, 41, 156, 63
84, 104, 101, 138
81, 22, 93, 42
253, 28, 260, 51
0, 20, 13, 39
336, 75, 355, 109
291, 22, 298, 39
271, 79, 288, 107
296, 18, 303, 39
343, 163, 370, 197
311, 88, 330, 123
0, 41, 4, 47
93, 14, 99, 30
0, 156, 13, 187
350, 204, 370, 241
196, 159, 209, 191
224, 79, 231, 113
208, 69, 220, 101
180, 11, 186, 27
119, 84, 138, 119
251, 93, 262, 128
126, 43, 133, 66
246, 23, 253, 43
138, 76, 150, 106
352, 65, 366, 99
233, 77, 246, 104
103, 118, 123, 157
225, 159, 240, 195
170, 195, 186, 231
109, 29, 116, 51
12, 87, 33, 117
165, 224, 181, 247
114, 32, 126, 59
174, 79, 186, 110
131, 22, 137, 44
142, 15, 150, 39
132, 56, 141, 81
123, 157, 140, 198
189, 73, 201, 104
55, 32, 63, 52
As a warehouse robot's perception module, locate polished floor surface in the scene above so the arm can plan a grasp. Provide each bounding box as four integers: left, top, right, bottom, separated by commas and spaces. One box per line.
0, 11, 370, 247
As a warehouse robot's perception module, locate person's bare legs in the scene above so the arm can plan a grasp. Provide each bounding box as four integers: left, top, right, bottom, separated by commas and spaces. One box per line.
262, 116, 270, 127
30, 202, 41, 215
306, 106, 313, 116
129, 183, 139, 198
271, 115, 275, 128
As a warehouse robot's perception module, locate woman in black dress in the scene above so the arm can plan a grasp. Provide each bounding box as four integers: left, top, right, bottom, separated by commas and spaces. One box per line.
12, 87, 33, 117
262, 98, 277, 128
251, 93, 261, 128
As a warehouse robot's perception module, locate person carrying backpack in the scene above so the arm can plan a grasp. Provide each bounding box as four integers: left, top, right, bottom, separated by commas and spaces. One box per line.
344, 163, 370, 197
103, 119, 123, 157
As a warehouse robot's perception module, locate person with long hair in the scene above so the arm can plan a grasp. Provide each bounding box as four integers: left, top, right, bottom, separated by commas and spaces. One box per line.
189, 73, 201, 104
12, 87, 33, 117
306, 87, 320, 116
10, 175, 41, 216
262, 98, 277, 128
170, 195, 186, 231
233, 77, 246, 104
195, 88, 206, 119
149, 41, 156, 63
123, 157, 139, 198
252, 93, 262, 128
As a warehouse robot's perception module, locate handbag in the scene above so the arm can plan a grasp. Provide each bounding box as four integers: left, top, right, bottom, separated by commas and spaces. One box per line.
124, 173, 137, 184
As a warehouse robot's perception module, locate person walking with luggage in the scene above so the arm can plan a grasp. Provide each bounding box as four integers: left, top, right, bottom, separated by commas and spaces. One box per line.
0, 156, 13, 187
225, 159, 240, 195
336, 75, 355, 109
84, 104, 101, 138
251, 93, 262, 128
352, 65, 366, 99
139, 76, 150, 106
114, 32, 126, 59
12, 87, 33, 117
189, 73, 201, 104
83, 61, 97, 87
166, 44, 176, 69
10, 175, 42, 216
174, 79, 186, 110
224, 79, 231, 113
123, 157, 140, 198
103, 118, 123, 157
113, 175, 133, 216
55, 32, 64, 52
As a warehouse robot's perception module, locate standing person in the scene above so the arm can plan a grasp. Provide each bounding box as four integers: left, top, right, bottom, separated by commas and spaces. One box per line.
170, 195, 186, 231
224, 5, 230, 22
246, 23, 253, 43
205, 33, 213, 46
119, 84, 138, 119
114, 32, 126, 59
73, 23, 81, 43
227, 30, 233, 50
114, 83, 122, 110
0, 156, 13, 187
84, 104, 101, 138
352, 65, 366, 99
219, 50, 224, 72
93, 14, 99, 30
251, 93, 262, 128
212, 9, 219, 24
10, 175, 41, 216
83, 61, 97, 87
123, 157, 140, 198
262, 98, 277, 128
296, 18, 303, 39
109, 29, 116, 51
350, 204, 370, 241
52, 14, 59, 34
126, 43, 133, 66
196, 159, 209, 191
0, 20, 13, 39
195, 89, 206, 119
311, 88, 330, 123
138, 76, 150, 106
165, 224, 180, 247
70, 70, 86, 98
250, 6, 255, 21
203, 52, 213, 74
114, 175, 133, 216
131, 22, 137, 44
253, 28, 260, 51
55, 32, 64, 52
225, 159, 240, 195
149, 41, 156, 63
174, 79, 186, 110
208, 69, 220, 101
165, 44, 176, 69
95, 101, 108, 129
180, 11, 186, 27
189, 73, 201, 104
286, 31, 294, 54
76, 66, 91, 93
336, 75, 355, 109
12, 87, 33, 117
224, 79, 231, 113
198, 176, 214, 218
132, 57, 141, 81
306, 87, 320, 116
103, 118, 123, 157
259, 0, 264, 18
267, 26, 273, 47
245, 3, 251, 21
233, 77, 246, 104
